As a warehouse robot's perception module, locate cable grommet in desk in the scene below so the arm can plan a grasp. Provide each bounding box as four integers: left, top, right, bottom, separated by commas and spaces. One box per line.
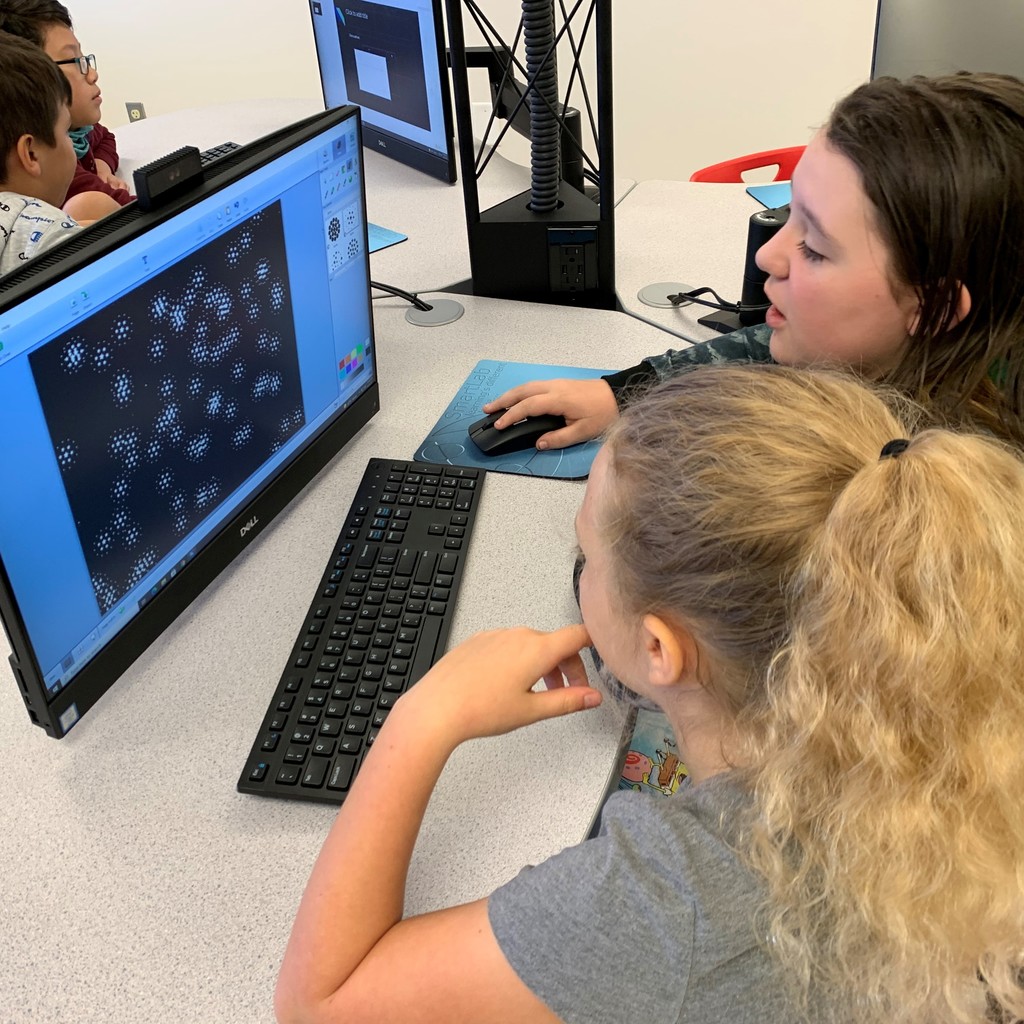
405, 299, 465, 327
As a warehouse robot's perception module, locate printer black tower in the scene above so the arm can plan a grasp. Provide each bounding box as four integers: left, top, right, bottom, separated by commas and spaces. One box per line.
445, 0, 615, 309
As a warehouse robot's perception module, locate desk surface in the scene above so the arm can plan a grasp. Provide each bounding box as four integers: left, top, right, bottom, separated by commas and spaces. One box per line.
0, 294, 672, 1024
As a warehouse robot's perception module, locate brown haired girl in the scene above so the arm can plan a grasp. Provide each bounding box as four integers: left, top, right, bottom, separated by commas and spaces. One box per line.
483, 72, 1024, 451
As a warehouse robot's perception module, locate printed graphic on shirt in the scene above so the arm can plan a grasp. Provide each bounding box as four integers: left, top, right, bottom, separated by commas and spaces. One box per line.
618, 708, 688, 796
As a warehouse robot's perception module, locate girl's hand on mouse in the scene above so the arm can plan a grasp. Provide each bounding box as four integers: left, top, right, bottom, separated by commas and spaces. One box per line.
481, 378, 619, 449
394, 625, 602, 748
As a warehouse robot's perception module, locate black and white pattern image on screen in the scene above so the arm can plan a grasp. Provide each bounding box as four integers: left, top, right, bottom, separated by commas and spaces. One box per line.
28, 203, 306, 615
335, 1, 431, 131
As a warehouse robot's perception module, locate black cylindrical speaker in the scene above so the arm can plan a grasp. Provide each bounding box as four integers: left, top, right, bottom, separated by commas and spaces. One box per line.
739, 204, 789, 326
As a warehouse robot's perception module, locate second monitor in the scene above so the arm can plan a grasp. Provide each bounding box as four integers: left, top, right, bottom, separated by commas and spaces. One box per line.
309, 0, 457, 183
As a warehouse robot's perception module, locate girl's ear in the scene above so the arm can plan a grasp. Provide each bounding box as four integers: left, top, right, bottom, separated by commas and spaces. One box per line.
952, 282, 972, 326
640, 613, 699, 690
907, 281, 972, 335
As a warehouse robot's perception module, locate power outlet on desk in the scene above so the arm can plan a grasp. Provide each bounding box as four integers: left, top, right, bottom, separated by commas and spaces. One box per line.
558, 243, 586, 290
548, 226, 598, 294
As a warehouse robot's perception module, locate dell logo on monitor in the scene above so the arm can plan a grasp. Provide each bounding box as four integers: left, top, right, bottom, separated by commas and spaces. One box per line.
378, 139, 387, 149
240, 516, 260, 538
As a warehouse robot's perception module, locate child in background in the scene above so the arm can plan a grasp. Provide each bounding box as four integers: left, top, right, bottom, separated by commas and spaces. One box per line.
0, 33, 81, 273
484, 72, 1024, 450
275, 364, 1024, 1024
0, 0, 133, 208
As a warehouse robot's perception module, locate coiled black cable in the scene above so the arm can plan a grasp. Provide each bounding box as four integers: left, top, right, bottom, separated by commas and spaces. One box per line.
522, 0, 560, 212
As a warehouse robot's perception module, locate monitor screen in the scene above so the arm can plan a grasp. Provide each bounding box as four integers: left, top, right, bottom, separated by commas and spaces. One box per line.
872, 0, 1024, 79
309, 0, 457, 183
0, 105, 380, 737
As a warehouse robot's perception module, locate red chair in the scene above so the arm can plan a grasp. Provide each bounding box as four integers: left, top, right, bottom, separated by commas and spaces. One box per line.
689, 145, 806, 183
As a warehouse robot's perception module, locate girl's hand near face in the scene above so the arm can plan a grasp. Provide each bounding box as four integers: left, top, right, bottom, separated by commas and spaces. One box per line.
396, 624, 602, 748
277, 624, 601, 1024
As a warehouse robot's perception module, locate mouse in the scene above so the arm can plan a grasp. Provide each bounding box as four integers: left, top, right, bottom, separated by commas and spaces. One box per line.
466, 411, 568, 457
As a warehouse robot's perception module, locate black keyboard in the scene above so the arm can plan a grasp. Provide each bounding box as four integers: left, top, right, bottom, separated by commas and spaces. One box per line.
199, 141, 241, 166
237, 458, 485, 803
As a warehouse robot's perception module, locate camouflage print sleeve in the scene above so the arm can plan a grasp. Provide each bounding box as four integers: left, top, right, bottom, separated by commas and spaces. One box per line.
646, 323, 774, 378
602, 323, 774, 409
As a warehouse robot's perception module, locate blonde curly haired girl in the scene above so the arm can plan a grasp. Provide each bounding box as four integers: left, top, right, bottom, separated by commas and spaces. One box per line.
278, 364, 1024, 1024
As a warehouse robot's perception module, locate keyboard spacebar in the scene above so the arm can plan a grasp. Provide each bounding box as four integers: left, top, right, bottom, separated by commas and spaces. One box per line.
409, 613, 444, 686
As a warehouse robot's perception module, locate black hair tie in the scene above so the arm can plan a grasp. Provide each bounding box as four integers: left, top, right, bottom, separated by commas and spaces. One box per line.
879, 438, 911, 460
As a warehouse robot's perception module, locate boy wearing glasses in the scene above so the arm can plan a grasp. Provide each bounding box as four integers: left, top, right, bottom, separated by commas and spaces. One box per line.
0, 35, 84, 274
0, 0, 133, 209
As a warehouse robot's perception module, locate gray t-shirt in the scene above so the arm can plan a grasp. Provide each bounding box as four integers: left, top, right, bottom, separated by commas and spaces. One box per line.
0, 192, 81, 276
488, 773, 796, 1024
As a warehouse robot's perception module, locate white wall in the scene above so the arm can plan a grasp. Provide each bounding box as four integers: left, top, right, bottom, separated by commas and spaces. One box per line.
68, 0, 877, 182
69, 1, 323, 121
612, 0, 877, 180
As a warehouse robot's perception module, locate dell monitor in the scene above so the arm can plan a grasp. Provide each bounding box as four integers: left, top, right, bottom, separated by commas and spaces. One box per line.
308, 0, 457, 183
0, 105, 379, 737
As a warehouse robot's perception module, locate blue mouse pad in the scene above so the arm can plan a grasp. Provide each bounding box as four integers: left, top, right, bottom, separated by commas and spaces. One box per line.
414, 359, 613, 479
368, 222, 407, 252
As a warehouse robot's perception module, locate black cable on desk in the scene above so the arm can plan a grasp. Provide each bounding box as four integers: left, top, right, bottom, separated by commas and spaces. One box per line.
370, 280, 433, 312
668, 285, 769, 315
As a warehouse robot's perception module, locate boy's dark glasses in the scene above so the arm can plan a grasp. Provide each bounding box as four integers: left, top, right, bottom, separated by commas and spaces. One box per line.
54, 54, 97, 75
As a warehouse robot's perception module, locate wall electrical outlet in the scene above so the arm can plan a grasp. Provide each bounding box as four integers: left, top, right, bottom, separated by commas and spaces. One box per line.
125, 102, 147, 122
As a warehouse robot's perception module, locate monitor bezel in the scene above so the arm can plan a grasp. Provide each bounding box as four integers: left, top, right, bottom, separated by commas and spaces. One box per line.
0, 104, 381, 737
308, 0, 458, 184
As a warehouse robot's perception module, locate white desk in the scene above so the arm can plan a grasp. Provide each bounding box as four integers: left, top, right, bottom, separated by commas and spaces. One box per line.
0, 295, 672, 1024
613, 179, 766, 345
